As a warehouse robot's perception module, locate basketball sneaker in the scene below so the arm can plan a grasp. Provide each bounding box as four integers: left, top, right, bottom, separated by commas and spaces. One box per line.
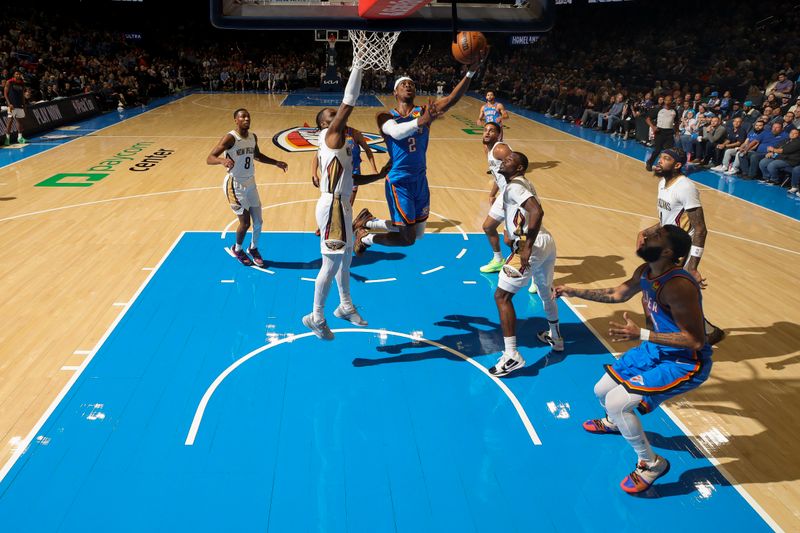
488, 350, 526, 377
479, 258, 504, 273
353, 208, 374, 232
706, 324, 726, 346
334, 305, 368, 326
248, 247, 265, 268
354, 228, 370, 256
231, 246, 253, 266
17, 135, 26, 144
302, 313, 334, 340
537, 331, 564, 352
620, 455, 670, 494
582, 417, 620, 434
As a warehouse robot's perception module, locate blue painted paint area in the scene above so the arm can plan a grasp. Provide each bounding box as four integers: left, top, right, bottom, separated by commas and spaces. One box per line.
0, 232, 771, 531
487, 95, 800, 221
282, 91, 384, 107
0, 91, 193, 170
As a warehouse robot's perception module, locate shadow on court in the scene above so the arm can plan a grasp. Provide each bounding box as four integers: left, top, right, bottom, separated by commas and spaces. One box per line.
710, 321, 800, 364
0, 197, 15, 201
265, 250, 406, 271
528, 160, 560, 171
554, 254, 626, 285
352, 314, 608, 370
425, 219, 462, 232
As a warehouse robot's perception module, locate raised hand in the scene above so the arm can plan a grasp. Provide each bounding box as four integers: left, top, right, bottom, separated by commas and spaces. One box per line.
609, 312, 639, 342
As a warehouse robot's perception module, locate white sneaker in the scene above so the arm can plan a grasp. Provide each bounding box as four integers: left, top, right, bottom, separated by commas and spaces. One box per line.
302, 313, 334, 340
537, 331, 565, 352
788, 187, 798, 194
621, 455, 671, 493
710, 165, 725, 172
333, 305, 367, 326
723, 168, 738, 175
488, 351, 526, 377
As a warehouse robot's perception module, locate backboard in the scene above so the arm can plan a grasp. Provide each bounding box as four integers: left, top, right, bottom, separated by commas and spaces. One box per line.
211, 0, 555, 32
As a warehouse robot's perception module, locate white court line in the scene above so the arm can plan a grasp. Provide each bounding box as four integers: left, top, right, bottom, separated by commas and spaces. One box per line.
300, 277, 316, 282
73, 350, 91, 355
431, 184, 800, 257
463, 280, 477, 285
0, 232, 185, 485
184, 328, 541, 447
60, 366, 80, 371
142, 267, 155, 271
364, 278, 397, 284
572, 304, 587, 308
112, 302, 128, 307
421, 265, 445, 275
557, 297, 782, 531
456, 248, 467, 259
220, 279, 235, 284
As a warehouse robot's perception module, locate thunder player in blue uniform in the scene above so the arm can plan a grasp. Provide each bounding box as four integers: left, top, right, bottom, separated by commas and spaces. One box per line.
477, 91, 509, 150
555, 225, 712, 494
353, 53, 485, 254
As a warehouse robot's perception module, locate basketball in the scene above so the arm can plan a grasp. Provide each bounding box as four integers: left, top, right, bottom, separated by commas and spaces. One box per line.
451, 31, 487, 65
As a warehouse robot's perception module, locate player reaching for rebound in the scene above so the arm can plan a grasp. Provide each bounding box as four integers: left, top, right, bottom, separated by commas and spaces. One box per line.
556, 225, 712, 493
638, 148, 725, 345
489, 151, 564, 378
303, 66, 390, 340
311, 126, 378, 213
207, 108, 288, 267
352, 52, 486, 255
477, 91, 509, 149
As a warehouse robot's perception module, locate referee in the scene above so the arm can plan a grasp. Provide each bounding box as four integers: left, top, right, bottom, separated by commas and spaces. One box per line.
644, 94, 677, 171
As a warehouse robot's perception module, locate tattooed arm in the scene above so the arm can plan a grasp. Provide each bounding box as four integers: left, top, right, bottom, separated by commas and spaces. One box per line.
555, 264, 646, 303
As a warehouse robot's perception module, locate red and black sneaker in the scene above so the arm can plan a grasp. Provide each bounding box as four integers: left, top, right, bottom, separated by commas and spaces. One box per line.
248, 247, 265, 267
582, 418, 621, 434
231, 245, 253, 266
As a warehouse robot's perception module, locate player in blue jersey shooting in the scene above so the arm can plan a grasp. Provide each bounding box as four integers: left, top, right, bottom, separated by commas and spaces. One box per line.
352, 52, 486, 254
555, 225, 712, 494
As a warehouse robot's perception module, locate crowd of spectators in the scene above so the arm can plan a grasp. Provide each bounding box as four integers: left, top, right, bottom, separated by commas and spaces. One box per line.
4, 0, 800, 194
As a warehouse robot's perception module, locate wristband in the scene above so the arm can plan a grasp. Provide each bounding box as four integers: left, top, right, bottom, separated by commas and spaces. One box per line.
639, 329, 651, 342
689, 246, 704, 258
466, 71, 476, 79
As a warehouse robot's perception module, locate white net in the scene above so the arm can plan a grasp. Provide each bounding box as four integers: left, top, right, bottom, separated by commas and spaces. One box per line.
348, 30, 401, 72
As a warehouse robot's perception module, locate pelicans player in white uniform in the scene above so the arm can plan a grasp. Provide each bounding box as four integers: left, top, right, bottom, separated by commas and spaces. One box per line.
489, 151, 565, 378
637, 147, 724, 344
479, 122, 512, 273
207, 108, 288, 267
303, 67, 389, 340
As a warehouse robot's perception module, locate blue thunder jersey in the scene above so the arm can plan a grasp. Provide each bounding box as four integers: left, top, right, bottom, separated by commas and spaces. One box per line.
482, 103, 502, 124
640, 266, 712, 360
384, 106, 429, 182
346, 129, 362, 175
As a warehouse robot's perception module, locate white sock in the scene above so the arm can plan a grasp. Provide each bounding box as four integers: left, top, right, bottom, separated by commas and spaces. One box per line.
362, 233, 375, 246
492, 251, 502, 262
503, 336, 517, 355
548, 320, 561, 339
313, 254, 342, 322
234, 243, 243, 252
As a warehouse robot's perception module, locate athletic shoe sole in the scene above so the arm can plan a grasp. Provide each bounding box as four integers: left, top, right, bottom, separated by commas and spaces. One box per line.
302, 314, 334, 340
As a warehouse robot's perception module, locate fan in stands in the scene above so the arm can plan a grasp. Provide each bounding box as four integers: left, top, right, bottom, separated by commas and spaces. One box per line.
358, 0, 432, 19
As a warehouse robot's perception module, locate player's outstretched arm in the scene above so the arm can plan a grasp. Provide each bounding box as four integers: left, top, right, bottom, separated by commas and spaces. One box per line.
326, 67, 364, 148
353, 159, 391, 186
378, 102, 436, 140
435, 51, 487, 113
352, 128, 378, 173
609, 278, 705, 350
556, 264, 646, 303
206, 133, 235, 169
253, 134, 288, 171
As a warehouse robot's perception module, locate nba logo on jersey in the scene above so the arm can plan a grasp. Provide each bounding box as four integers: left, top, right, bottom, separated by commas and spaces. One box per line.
629, 375, 644, 385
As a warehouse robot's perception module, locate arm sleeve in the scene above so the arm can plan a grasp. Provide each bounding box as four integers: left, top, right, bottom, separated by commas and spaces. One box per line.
381, 118, 420, 140
342, 67, 363, 107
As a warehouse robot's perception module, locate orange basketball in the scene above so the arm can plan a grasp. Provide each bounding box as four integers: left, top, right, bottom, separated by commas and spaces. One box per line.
451, 31, 487, 65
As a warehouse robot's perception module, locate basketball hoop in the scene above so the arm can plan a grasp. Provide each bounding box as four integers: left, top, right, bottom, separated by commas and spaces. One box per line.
348, 30, 401, 72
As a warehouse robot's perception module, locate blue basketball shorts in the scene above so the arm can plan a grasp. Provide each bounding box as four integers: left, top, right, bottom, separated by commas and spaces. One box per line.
384, 173, 430, 226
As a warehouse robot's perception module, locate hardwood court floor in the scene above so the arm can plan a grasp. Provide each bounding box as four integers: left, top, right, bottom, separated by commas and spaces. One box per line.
1, 93, 798, 528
